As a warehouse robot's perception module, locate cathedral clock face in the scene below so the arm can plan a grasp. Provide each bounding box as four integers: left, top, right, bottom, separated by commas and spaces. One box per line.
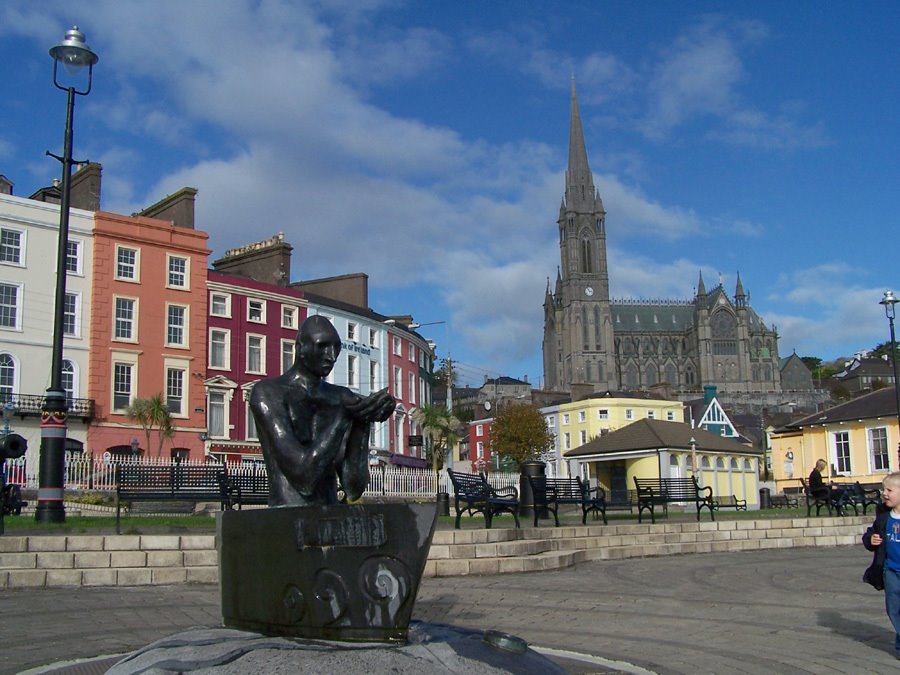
584, 286, 594, 297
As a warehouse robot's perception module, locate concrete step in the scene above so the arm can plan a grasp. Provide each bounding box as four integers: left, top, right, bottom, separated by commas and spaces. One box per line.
0, 517, 871, 587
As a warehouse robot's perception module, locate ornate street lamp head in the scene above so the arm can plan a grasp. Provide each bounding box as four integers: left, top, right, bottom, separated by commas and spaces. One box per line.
49, 26, 99, 93
881, 289, 898, 320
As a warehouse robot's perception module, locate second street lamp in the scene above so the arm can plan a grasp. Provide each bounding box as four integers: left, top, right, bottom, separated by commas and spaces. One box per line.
37, 27, 99, 524
880, 289, 900, 469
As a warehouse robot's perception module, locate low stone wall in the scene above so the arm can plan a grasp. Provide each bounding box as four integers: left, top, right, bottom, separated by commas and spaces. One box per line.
0, 516, 870, 588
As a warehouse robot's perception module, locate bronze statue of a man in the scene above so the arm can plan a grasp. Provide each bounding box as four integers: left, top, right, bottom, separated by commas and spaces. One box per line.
249, 315, 396, 506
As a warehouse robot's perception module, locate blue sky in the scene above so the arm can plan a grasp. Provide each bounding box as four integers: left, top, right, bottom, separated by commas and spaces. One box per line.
2, 1, 899, 387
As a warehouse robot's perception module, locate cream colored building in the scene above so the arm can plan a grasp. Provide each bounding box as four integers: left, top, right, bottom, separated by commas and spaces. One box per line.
770, 387, 897, 493
564, 418, 760, 507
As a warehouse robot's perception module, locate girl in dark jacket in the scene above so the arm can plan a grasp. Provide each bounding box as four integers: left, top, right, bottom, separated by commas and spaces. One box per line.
862, 471, 900, 659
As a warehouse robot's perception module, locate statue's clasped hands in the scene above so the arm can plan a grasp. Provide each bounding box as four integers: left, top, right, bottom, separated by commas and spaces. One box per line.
343, 387, 396, 423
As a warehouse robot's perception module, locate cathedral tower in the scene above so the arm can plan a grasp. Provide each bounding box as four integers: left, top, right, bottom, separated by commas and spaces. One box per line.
543, 80, 617, 391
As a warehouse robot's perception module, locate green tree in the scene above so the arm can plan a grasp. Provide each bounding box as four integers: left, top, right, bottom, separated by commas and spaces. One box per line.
127, 393, 174, 458
489, 403, 554, 467
412, 404, 462, 474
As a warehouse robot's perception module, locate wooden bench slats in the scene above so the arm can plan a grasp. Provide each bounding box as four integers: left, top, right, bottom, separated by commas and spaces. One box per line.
633, 476, 714, 524
526, 476, 607, 527
447, 469, 520, 529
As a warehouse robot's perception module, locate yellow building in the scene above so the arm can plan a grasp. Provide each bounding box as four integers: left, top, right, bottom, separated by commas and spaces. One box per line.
564, 418, 760, 507
540, 392, 684, 477
770, 387, 898, 493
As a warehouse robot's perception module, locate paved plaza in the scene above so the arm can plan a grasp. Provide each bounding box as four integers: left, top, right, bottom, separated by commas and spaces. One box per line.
1, 545, 897, 674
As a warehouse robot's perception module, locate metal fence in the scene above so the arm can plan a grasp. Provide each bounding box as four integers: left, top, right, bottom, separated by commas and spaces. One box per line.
2, 456, 521, 500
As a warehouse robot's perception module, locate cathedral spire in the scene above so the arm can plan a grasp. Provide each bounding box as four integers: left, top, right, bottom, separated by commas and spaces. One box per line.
735, 271, 746, 308
697, 270, 706, 298
566, 78, 596, 211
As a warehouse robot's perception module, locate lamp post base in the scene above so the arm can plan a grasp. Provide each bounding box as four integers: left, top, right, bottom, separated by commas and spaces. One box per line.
36, 389, 68, 524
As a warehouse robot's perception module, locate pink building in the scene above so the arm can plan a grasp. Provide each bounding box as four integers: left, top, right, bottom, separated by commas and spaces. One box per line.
204, 270, 307, 463
87, 199, 210, 459
385, 326, 430, 468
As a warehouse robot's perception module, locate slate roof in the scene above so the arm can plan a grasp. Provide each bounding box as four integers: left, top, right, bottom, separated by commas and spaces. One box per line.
610, 302, 694, 333
563, 418, 754, 458
786, 387, 898, 428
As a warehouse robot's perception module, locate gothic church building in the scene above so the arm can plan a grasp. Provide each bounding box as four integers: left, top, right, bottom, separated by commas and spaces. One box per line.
542, 83, 782, 398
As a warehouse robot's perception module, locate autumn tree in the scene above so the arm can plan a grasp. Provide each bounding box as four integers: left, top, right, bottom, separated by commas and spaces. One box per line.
489, 403, 554, 467
127, 393, 174, 458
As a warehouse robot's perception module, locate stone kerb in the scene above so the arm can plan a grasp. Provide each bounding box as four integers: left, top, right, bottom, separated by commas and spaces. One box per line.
0, 517, 870, 587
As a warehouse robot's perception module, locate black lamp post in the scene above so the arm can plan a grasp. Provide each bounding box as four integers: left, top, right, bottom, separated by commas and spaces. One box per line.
880, 289, 900, 469
36, 27, 98, 524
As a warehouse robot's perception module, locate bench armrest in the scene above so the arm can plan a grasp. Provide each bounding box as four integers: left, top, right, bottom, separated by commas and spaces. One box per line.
491, 484, 519, 500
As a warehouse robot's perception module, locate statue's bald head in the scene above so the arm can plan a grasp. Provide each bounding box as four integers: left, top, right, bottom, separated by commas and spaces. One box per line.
296, 316, 341, 377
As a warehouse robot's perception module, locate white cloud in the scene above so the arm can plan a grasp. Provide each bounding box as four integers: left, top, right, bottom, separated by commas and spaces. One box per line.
641, 15, 827, 150
598, 175, 701, 239
765, 264, 893, 359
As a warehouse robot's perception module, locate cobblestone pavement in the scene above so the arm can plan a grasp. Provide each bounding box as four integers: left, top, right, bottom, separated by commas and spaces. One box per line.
2, 546, 897, 674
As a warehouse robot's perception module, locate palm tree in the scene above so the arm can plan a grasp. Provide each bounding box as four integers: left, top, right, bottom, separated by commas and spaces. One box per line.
412, 404, 462, 475
127, 393, 174, 458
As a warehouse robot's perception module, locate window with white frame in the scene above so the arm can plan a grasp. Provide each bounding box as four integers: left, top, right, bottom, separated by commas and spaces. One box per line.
210, 292, 230, 317
65, 240, 82, 274
348, 354, 358, 389
547, 416, 555, 428
392, 414, 403, 454
166, 367, 185, 415
208, 390, 227, 438
393, 366, 402, 399
369, 361, 377, 390
563, 432, 571, 449
647, 410, 655, 419
408, 372, 416, 404
0, 353, 15, 400
113, 297, 137, 341
348, 322, 357, 341
247, 334, 265, 374
666, 411, 676, 421
115, 245, 139, 281
247, 298, 265, 323
477, 441, 484, 459
625, 409, 634, 420
0, 228, 23, 265
870, 427, 890, 472
113, 362, 134, 411
209, 329, 230, 369
369, 328, 377, 348
408, 343, 415, 361
61, 359, 75, 399
167, 254, 189, 289
246, 402, 258, 440
0, 283, 20, 330
578, 411, 586, 422
834, 431, 851, 473
597, 409, 609, 420
580, 430, 587, 444
392, 336, 401, 356
63, 292, 80, 337
166, 304, 188, 347
281, 338, 294, 374
562, 413, 570, 425
476, 424, 483, 436
281, 305, 297, 329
